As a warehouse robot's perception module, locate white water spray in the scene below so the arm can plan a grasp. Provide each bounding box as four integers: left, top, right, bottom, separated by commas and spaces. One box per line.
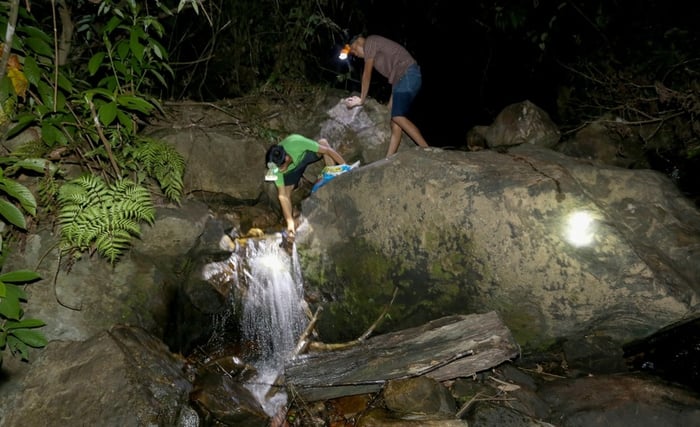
239, 235, 307, 416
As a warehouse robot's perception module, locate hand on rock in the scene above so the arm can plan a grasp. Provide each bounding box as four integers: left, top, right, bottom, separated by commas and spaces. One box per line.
345, 96, 362, 109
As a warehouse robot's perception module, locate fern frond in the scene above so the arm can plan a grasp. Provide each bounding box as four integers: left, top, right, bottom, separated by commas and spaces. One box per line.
128, 137, 185, 204
57, 174, 155, 264
108, 178, 156, 223
57, 175, 109, 208
96, 229, 133, 264
38, 172, 60, 212
10, 139, 52, 158
112, 199, 156, 224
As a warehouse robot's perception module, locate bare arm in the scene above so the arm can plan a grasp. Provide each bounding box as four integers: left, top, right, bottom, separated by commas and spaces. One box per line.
345, 58, 375, 108
277, 185, 296, 233
359, 57, 374, 104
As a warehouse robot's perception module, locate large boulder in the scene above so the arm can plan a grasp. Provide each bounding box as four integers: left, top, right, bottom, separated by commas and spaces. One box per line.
469, 100, 561, 150
296, 144, 700, 350
0, 325, 195, 427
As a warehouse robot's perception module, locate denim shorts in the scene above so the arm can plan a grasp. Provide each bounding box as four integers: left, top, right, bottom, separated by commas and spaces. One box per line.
391, 64, 422, 117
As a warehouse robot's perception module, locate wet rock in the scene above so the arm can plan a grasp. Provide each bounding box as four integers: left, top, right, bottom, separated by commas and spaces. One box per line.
383, 376, 456, 416
189, 356, 268, 427
537, 373, 700, 427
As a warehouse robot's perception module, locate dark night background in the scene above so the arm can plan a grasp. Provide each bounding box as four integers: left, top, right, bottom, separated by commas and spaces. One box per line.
162, 2, 698, 124
319, 0, 698, 146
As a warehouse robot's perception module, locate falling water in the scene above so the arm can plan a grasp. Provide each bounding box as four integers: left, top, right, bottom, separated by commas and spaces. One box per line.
238, 234, 307, 416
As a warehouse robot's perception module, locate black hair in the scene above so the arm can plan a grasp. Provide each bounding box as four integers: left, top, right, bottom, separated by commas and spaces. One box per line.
266, 145, 286, 166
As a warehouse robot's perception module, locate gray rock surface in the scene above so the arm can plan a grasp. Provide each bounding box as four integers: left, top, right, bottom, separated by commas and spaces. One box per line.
297, 144, 700, 350
1, 325, 194, 427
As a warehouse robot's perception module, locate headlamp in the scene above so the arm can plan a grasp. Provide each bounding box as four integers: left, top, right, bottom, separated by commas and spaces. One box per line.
338, 44, 351, 60
265, 162, 279, 181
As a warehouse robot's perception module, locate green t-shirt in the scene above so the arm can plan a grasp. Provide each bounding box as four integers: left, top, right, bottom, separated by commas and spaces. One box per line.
272, 134, 320, 187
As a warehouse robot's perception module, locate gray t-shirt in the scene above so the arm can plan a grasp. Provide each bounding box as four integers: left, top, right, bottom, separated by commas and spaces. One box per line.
364, 35, 417, 85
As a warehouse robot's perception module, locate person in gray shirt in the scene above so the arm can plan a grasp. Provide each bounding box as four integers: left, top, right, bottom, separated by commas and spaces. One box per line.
344, 35, 430, 158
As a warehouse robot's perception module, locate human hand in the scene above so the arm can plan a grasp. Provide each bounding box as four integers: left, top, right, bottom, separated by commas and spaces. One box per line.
345, 96, 362, 109
280, 228, 295, 254
286, 227, 295, 240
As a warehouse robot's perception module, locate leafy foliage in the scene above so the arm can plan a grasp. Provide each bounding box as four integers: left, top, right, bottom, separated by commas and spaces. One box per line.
0, 1, 177, 186
0, 167, 36, 230
0, 269, 47, 365
0, 1, 185, 259
0, 153, 46, 364
0, 0, 190, 366
57, 175, 155, 265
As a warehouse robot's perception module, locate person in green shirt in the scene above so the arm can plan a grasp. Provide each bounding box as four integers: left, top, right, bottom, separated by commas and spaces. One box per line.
265, 134, 346, 236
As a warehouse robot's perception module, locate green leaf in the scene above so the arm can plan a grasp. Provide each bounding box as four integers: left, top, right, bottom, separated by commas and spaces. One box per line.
0, 178, 37, 215
116, 110, 134, 128
114, 59, 128, 76
0, 284, 24, 320
88, 52, 106, 76
83, 88, 114, 102
117, 96, 154, 114
150, 39, 169, 61
7, 336, 29, 360
5, 112, 36, 139
36, 81, 55, 108
41, 122, 65, 146
0, 270, 41, 283
5, 318, 46, 329
104, 16, 121, 34
148, 69, 167, 87
23, 56, 41, 87
0, 281, 5, 298
130, 32, 145, 62
24, 37, 53, 57
11, 329, 47, 348
150, 41, 165, 60
56, 72, 74, 92
0, 198, 27, 229
98, 101, 118, 126
117, 39, 130, 61
10, 158, 59, 176
20, 25, 52, 43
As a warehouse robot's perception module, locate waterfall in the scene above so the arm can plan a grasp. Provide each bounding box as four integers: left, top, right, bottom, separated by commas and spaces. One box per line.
238, 234, 307, 416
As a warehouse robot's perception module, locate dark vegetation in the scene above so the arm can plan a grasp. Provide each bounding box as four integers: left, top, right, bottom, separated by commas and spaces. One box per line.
0, 0, 697, 366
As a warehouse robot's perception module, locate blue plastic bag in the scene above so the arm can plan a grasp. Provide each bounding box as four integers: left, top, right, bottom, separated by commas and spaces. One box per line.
311, 161, 360, 193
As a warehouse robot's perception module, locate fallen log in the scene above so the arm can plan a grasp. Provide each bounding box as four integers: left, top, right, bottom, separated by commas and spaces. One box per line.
284, 310, 520, 402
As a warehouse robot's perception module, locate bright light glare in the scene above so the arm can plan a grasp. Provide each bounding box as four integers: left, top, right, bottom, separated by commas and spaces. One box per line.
338, 44, 350, 60
565, 211, 595, 247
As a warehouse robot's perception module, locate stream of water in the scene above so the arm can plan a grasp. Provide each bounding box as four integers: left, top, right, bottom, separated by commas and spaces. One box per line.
237, 234, 307, 416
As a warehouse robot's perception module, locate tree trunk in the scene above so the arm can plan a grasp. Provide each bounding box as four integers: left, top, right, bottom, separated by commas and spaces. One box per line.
284, 311, 520, 402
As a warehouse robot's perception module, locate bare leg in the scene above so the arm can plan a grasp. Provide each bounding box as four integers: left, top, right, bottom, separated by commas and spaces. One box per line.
387, 120, 404, 157
385, 93, 430, 157
317, 138, 335, 166
386, 116, 430, 157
